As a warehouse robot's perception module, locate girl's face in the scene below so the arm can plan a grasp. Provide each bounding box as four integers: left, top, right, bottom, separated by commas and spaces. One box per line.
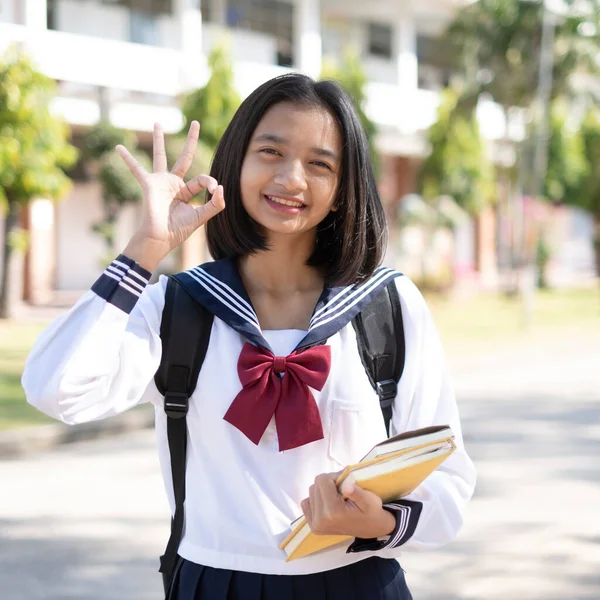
240, 102, 342, 241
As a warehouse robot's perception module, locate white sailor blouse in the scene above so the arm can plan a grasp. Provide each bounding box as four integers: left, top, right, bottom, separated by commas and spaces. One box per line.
22, 255, 476, 576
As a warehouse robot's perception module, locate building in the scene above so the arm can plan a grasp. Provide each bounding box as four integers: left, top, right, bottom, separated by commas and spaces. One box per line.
0, 0, 558, 303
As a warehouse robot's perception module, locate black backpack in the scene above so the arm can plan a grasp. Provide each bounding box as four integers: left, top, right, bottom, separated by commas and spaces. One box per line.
154, 275, 406, 594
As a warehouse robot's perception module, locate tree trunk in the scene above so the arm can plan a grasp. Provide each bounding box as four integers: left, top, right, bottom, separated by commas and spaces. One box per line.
594, 215, 600, 279
0, 199, 24, 319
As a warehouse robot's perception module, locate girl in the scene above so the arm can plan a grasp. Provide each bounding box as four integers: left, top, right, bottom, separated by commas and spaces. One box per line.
23, 74, 476, 600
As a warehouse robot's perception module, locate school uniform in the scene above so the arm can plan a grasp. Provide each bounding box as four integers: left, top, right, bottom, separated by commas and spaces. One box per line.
22, 255, 476, 599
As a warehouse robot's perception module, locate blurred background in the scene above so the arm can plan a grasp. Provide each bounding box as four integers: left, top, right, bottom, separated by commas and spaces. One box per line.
0, 1, 599, 599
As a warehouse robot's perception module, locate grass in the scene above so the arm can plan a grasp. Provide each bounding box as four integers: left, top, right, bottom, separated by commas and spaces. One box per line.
0, 286, 598, 430
0, 321, 54, 430
426, 286, 600, 354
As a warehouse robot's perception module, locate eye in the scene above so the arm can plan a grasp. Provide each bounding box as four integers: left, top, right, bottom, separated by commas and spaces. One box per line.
311, 160, 333, 171
259, 147, 281, 156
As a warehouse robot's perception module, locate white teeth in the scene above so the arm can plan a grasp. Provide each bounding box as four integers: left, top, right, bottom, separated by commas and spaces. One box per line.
266, 195, 304, 208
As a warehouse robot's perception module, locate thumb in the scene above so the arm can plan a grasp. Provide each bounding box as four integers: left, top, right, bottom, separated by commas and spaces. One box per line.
195, 185, 225, 226
342, 482, 372, 510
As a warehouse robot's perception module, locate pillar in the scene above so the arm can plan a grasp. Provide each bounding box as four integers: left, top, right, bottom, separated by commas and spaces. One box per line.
394, 10, 418, 133
23, 0, 48, 30
294, 0, 322, 79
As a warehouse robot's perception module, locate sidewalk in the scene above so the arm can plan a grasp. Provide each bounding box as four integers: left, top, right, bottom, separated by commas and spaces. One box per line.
1, 332, 598, 599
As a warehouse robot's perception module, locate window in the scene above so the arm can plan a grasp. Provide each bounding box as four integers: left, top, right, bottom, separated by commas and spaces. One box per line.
227, 0, 294, 66
130, 8, 160, 45
47, 0, 57, 30
368, 22, 392, 59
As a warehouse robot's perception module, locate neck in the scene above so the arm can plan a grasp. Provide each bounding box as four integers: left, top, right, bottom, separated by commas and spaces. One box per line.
238, 232, 323, 295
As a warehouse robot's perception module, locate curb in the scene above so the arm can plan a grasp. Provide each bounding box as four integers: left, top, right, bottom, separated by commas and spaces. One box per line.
0, 407, 155, 459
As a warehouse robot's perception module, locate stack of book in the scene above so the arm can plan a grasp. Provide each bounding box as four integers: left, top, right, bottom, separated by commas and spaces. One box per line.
279, 425, 456, 561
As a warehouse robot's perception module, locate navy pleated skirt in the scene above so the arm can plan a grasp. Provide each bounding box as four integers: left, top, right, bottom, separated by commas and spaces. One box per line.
167, 556, 412, 600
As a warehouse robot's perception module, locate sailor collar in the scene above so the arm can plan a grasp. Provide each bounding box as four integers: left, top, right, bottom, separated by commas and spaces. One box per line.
174, 258, 403, 353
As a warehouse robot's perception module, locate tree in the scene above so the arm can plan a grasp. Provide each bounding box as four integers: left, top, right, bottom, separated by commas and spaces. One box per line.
320, 48, 379, 176
564, 108, 600, 275
447, 0, 600, 112
420, 87, 495, 215
0, 46, 77, 318
444, 0, 600, 294
180, 43, 241, 151
543, 101, 588, 205
82, 122, 151, 266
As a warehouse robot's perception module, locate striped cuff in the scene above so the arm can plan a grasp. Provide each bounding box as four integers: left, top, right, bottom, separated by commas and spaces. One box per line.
91, 255, 152, 314
346, 499, 423, 554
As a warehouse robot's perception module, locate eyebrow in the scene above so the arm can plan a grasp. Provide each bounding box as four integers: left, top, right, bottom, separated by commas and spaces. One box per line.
253, 133, 340, 161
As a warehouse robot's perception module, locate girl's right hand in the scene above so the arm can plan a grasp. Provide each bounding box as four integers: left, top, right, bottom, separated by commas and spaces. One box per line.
117, 121, 225, 268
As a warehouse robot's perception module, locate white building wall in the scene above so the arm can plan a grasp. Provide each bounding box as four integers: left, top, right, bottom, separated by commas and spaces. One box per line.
55, 183, 144, 290
56, 0, 131, 42
55, 182, 107, 290
0, 0, 16, 24
202, 24, 278, 65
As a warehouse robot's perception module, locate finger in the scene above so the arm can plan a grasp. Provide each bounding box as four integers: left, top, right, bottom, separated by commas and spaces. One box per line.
307, 483, 322, 528
316, 475, 345, 521
171, 120, 200, 178
116, 145, 147, 185
194, 184, 225, 226
152, 123, 167, 172
300, 498, 312, 525
180, 174, 219, 203
342, 482, 376, 512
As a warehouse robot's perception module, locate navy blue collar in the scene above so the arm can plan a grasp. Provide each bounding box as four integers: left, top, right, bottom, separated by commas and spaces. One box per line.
174, 258, 402, 353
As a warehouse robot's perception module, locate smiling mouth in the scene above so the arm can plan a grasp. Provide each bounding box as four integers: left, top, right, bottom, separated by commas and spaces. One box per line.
264, 195, 305, 208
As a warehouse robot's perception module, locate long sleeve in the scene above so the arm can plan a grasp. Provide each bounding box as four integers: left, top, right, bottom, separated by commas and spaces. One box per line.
22, 255, 167, 425
348, 276, 476, 557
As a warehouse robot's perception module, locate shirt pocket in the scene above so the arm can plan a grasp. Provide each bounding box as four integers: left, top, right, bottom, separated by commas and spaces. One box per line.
327, 396, 387, 469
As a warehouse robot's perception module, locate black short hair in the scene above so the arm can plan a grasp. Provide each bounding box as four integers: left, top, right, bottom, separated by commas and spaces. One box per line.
205, 73, 387, 286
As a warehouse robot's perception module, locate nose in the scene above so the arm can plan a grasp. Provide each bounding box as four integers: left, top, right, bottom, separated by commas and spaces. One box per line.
273, 158, 307, 193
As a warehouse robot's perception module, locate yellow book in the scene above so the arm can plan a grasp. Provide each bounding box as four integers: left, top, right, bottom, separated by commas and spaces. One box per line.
279, 425, 456, 561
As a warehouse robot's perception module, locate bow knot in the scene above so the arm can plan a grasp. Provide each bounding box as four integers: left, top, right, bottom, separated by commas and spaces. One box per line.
273, 356, 287, 373
223, 343, 331, 451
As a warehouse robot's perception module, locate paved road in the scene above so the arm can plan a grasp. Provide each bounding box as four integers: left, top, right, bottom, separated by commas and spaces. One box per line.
1, 330, 599, 600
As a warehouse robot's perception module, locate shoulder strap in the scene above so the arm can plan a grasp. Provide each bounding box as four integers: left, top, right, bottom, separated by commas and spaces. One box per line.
154, 276, 214, 592
351, 280, 405, 436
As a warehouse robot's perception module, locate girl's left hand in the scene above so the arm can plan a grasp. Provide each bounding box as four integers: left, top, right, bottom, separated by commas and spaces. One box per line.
300, 473, 396, 539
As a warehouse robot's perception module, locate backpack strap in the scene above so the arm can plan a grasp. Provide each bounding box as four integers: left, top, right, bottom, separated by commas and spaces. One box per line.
154, 276, 214, 593
351, 280, 405, 436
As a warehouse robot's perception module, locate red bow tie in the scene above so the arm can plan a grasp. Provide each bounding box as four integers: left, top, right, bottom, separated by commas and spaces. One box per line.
223, 343, 331, 451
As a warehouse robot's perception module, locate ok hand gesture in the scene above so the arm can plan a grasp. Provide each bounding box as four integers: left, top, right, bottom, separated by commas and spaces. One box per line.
118, 121, 225, 271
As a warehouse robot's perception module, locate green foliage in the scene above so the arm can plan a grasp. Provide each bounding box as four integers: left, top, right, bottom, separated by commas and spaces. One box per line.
420, 88, 494, 215
0, 45, 77, 211
447, 0, 600, 110
180, 43, 241, 151
82, 121, 135, 160
165, 134, 213, 188
577, 109, 600, 218
543, 102, 588, 204
320, 49, 379, 175
82, 121, 150, 256
97, 149, 151, 208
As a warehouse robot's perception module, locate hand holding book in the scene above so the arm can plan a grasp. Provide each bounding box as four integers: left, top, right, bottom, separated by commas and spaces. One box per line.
280, 425, 456, 561
300, 472, 397, 540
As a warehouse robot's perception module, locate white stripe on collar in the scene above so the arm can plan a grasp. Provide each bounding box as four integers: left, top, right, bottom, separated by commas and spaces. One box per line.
309, 267, 395, 330
186, 267, 261, 330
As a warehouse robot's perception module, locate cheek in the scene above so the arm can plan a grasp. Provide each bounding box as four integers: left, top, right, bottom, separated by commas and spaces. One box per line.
240, 158, 271, 194
316, 178, 340, 212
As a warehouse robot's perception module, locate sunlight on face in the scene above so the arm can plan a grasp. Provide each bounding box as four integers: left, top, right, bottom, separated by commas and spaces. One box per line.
240, 102, 342, 240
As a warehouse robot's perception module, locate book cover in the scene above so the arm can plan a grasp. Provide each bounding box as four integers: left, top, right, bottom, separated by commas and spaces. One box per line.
279, 427, 455, 561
